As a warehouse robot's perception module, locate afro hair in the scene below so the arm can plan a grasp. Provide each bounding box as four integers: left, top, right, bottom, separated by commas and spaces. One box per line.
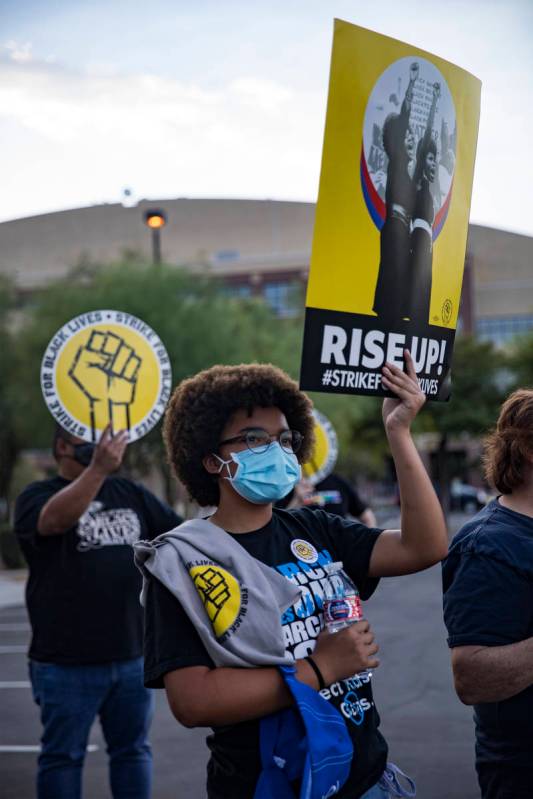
163, 363, 315, 507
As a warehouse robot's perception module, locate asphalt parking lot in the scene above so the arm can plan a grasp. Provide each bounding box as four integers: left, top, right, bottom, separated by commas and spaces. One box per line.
0, 514, 479, 798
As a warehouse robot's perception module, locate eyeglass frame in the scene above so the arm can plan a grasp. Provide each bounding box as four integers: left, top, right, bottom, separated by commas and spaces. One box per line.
218, 427, 303, 455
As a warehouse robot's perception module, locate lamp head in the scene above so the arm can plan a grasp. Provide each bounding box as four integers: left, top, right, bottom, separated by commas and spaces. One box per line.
144, 208, 167, 229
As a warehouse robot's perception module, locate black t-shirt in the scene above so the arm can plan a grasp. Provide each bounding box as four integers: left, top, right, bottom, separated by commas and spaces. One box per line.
144, 506, 386, 799
15, 475, 181, 665
309, 473, 368, 519
443, 499, 533, 767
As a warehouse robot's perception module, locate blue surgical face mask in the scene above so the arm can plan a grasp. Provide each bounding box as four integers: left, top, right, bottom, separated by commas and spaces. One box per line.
214, 442, 301, 505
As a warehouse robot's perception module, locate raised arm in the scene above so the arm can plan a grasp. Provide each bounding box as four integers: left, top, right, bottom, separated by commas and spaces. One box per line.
368, 350, 448, 577
399, 62, 419, 122
38, 427, 128, 535
414, 82, 440, 184
164, 622, 379, 727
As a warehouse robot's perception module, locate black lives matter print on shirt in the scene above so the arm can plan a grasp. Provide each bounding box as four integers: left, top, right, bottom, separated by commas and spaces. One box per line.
76, 500, 142, 550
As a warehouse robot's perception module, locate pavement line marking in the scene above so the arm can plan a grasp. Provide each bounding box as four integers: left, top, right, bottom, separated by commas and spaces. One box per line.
0, 681, 31, 688
0, 646, 26, 653
0, 623, 30, 631
0, 745, 99, 753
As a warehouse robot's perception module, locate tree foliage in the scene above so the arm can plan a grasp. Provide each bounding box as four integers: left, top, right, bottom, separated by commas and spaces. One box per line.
420, 335, 506, 438
0, 277, 20, 514
343, 336, 507, 494
506, 332, 533, 390
8, 259, 304, 500
0, 256, 522, 515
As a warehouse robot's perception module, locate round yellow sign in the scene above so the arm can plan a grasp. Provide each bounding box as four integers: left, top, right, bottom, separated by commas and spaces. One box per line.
302, 409, 338, 485
40, 310, 172, 442
189, 564, 242, 639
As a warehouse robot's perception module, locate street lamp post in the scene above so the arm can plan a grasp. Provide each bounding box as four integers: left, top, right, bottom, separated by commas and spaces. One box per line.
143, 208, 167, 264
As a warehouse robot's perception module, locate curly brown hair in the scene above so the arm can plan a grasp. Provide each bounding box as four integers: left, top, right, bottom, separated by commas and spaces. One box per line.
163, 363, 315, 506
483, 388, 533, 494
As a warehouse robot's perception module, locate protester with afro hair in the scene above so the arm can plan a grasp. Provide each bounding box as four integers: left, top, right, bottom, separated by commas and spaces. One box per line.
142, 355, 447, 799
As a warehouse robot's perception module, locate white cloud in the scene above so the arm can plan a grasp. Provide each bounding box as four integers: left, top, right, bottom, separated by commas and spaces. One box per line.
228, 77, 292, 112
0, 56, 324, 221
5, 40, 33, 64
0, 28, 531, 237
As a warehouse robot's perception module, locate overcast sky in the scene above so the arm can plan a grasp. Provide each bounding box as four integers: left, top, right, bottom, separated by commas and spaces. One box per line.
2, 0, 532, 236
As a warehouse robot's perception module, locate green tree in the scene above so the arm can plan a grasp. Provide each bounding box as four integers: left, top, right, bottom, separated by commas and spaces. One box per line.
344, 336, 506, 510
11, 259, 304, 501
506, 331, 533, 389
0, 277, 19, 517
306, 392, 387, 479
415, 336, 505, 510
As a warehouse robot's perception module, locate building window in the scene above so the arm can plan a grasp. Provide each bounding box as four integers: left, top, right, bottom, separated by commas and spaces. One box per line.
222, 283, 252, 299
476, 315, 533, 347
262, 281, 299, 317
214, 249, 240, 263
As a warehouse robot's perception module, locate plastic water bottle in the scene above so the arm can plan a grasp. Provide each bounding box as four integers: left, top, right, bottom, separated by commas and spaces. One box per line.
323, 561, 372, 678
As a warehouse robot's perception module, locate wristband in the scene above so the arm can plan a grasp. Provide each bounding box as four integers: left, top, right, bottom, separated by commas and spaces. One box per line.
305, 655, 326, 690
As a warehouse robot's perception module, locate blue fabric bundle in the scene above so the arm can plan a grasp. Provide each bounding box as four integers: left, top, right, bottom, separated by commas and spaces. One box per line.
254, 665, 353, 799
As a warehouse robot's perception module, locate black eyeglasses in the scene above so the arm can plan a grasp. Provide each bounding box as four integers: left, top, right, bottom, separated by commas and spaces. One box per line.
218, 428, 303, 455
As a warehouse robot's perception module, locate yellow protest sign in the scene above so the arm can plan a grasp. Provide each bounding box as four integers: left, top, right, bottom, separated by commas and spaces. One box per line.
302, 410, 338, 485
40, 310, 172, 442
300, 20, 481, 400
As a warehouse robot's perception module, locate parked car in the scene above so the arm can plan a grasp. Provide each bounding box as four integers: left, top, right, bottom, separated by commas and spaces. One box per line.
450, 480, 490, 513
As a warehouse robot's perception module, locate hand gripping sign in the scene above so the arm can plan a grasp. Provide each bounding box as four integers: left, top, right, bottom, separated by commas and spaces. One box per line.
300, 20, 481, 401
41, 310, 172, 442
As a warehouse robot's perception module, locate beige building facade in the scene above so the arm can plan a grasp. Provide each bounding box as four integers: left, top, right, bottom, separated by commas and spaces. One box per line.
1, 198, 531, 341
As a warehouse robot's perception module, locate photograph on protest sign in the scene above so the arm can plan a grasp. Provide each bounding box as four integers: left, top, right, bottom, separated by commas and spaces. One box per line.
300, 19, 481, 400
40, 310, 172, 442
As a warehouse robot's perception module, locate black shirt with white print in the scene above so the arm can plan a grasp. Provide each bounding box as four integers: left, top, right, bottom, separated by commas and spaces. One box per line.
143, 507, 387, 799
15, 475, 181, 665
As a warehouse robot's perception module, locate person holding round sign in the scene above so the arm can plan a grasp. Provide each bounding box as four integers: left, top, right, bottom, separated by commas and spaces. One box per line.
140, 353, 447, 799
15, 312, 180, 799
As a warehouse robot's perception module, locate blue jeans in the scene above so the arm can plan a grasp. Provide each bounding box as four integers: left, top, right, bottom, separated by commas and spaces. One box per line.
360, 762, 416, 798
29, 657, 154, 799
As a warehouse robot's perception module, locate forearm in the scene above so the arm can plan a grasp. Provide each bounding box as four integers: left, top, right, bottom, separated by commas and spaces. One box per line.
422, 96, 438, 150
38, 466, 106, 535
388, 429, 447, 565
165, 659, 319, 728
453, 640, 533, 704
402, 77, 415, 114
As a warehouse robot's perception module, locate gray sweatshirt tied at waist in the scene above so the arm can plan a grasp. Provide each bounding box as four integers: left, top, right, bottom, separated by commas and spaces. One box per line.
133, 517, 302, 668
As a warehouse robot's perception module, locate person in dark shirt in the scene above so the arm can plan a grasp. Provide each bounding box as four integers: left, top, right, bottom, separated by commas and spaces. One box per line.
14, 424, 181, 799
443, 389, 533, 799
310, 473, 377, 527
144, 354, 447, 799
